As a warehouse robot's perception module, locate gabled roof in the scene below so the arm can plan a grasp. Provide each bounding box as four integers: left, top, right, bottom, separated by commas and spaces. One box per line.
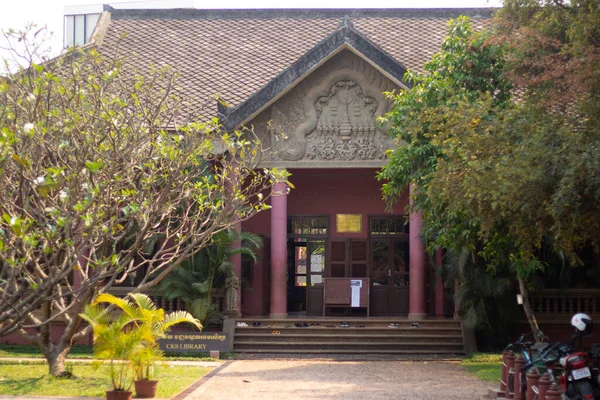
97, 8, 493, 122
220, 16, 413, 131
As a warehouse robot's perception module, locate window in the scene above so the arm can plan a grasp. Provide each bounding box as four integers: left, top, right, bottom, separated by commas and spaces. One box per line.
64, 13, 100, 47
369, 216, 408, 236
287, 216, 328, 236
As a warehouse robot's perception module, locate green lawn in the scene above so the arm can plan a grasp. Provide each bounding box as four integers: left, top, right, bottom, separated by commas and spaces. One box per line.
0, 361, 211, 397
0, 344, 94, 359
0, 344, 233, 360
462, 353, 503, 382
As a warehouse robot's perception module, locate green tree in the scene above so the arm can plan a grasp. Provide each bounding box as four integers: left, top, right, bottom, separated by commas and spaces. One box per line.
0, 27, 283, 376
159, 229, 262, 325
381, 2, 600, 337
378, 16, 520, 332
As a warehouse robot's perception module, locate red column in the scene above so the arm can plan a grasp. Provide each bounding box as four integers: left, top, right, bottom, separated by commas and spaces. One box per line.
434, 249, 444, 317
225, 162, 242, 316
409, 183, 426, 319
270, 181, 288, 318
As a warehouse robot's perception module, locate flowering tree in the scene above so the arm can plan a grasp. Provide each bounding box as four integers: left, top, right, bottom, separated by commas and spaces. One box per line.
0, 27, 285, 376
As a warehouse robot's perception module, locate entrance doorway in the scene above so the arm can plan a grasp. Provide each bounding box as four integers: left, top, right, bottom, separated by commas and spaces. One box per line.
369, 216, 410, 316
287, 238, 326, 313
286, 217, 328, 314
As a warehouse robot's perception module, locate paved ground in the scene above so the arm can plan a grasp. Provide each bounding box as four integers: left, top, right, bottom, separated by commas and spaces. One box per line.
185, 360, 493, 400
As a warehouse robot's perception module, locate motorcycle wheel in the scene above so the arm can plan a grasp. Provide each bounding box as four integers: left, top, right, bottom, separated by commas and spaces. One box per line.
570, 380, 595, 400
508, 368, 515, 395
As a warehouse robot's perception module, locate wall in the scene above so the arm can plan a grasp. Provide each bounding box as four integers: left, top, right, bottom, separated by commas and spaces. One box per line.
241, 168, 409, 315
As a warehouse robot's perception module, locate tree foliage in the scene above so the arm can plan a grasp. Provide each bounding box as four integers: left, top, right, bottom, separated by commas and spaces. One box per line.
158, 229, 262, 324
0, 27, 283, 375
380, 2, 600, 336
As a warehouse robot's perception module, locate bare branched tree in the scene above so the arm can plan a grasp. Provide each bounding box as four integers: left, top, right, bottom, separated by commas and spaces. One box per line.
0, 26, 285, 376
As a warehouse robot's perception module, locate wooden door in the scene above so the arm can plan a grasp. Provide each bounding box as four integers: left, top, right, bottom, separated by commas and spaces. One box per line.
370, 239, 409, 315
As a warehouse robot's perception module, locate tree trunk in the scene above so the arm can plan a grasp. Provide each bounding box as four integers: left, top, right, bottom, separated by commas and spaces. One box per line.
518, 277, 541, 342
45, 344, 73, 378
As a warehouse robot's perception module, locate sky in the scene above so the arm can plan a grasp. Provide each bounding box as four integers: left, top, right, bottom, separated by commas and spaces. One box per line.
0, 0, 502, 60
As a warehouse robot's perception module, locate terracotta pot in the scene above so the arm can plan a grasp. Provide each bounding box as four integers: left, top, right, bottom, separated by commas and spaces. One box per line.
134, 380, 159, 398
105, 390, 132, 400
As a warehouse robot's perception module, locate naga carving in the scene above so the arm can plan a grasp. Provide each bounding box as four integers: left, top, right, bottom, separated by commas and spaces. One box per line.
261, 51, 397, 164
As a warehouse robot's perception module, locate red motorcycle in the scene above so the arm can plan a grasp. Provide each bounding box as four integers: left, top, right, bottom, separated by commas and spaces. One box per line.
559, 349, 596, 399
534, 314, 599, 400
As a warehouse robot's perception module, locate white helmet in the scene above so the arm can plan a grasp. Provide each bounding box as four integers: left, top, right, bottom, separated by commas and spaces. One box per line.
571, 313, 593, 334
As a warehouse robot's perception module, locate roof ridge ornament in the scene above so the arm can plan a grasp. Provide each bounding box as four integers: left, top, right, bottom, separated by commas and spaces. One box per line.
338, 15, 355, 30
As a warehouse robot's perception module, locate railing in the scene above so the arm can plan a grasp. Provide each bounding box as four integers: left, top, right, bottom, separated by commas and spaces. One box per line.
529, 289, 600, 322
106, 287, 225, 313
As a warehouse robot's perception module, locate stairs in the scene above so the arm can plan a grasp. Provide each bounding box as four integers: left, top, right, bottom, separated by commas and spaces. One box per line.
233, 318, 465, 355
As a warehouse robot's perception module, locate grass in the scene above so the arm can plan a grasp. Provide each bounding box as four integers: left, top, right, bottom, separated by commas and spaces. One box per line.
0, 361, 211, 397
0, 344, 235, 361
462, 353, 503, 382
0, 344, 93, 359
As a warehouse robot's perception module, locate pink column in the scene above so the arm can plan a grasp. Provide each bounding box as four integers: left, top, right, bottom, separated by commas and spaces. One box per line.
409, 183, 426, 319
434, 249, 445, 317
225, 162, 242, 316
270, 181, 288, 318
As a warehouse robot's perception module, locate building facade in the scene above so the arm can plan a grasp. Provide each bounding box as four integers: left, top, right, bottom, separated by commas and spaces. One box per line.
88, 7, 495, 319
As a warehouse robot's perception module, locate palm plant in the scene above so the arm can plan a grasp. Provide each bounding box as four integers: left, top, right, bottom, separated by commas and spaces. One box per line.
438, 247, 520, 349
158, 229, 261, 324
80, 293, 201, 389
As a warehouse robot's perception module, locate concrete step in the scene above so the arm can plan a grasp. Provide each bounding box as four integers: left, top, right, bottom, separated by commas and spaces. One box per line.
234, 333, 464, 343
231, 348, 465, 355
233, 318, 466, 355
234, 327, 462, 335
234, 341, 464, 350
239, 318, 462, 329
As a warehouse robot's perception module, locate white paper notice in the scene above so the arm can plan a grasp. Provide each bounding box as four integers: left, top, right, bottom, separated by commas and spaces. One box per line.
350, 279, 361, 307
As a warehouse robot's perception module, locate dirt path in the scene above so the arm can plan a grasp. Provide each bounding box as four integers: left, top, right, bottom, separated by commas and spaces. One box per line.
185, 360, 492, 399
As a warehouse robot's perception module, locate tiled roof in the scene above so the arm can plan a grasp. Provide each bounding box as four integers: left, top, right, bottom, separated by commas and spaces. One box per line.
98, 8, 493, 119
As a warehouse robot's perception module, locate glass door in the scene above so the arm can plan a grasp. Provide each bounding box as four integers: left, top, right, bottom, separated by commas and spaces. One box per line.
288, 239, 307, 312
287, 238, 326, 313
287, 216, 328, 315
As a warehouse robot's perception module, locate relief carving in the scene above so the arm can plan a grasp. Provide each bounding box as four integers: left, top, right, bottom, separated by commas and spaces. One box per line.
306, 80, 381, 161
258, 50, 398, 165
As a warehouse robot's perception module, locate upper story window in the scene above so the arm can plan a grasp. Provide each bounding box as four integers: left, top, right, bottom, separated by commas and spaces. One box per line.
287, 216, 328, 236
64, 13, 100, 47
369, 216, 408, 236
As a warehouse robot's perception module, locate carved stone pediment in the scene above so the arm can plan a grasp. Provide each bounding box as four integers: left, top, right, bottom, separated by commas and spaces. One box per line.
254, 50, 398, 167
305, 80, 382, 161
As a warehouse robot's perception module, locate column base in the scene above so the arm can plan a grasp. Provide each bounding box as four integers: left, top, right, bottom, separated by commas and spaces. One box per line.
408, 313, 427, 320
224, 310, 241, 318
269, 313, 288, 319
453, 313, 461, 320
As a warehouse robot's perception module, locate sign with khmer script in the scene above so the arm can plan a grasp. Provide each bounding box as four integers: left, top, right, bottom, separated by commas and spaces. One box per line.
158, 332, 229, 353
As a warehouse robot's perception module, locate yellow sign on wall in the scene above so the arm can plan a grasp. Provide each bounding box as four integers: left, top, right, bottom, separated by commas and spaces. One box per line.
336, 214, 362, 233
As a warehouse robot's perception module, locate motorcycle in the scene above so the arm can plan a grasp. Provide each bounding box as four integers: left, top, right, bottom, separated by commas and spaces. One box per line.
537, 341, 600, 400
559, 349, 597, 399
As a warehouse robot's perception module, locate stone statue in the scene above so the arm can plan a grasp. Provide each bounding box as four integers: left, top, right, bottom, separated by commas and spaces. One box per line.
225, 274, 240, 312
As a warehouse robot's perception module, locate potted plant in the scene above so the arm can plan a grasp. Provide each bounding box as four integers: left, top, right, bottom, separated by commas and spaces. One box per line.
80, 305, 142, 400
82, 293, 201, 399
130, 344, 163, 398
